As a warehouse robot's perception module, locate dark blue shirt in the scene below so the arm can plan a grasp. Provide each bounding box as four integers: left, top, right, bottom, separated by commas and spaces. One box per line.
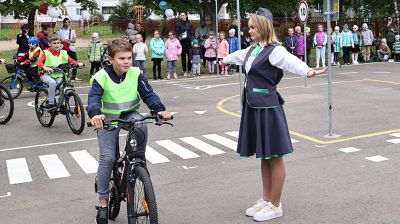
87, 65, 166, 118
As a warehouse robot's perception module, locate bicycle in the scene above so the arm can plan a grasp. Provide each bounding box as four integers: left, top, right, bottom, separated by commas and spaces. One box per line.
88, 111, 173, 224
0, 84, 14, 124
1, 63, 47, 99
34, 63, 86, 135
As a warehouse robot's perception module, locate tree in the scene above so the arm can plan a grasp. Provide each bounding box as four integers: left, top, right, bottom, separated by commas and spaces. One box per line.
0, 0, 98, 36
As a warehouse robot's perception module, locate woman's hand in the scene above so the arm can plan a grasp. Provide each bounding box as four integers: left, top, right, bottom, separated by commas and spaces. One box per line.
158, 111, 172, 121
91, 114, 106, 129
307, 67, 327, 78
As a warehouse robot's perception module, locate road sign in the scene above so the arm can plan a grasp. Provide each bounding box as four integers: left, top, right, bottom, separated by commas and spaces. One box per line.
323, 0, 340, 21
298, 1, 308, 23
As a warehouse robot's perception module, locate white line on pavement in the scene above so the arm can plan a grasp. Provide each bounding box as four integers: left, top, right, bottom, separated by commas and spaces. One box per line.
155, 139, 200, 159
145, 146, 170, 164
390, 132, 400, 138
6, 158, 32, 184
339, 72, 359, 75
365, 155, 389, 162
338, 147, 361, 153
70, 150, 99, 174
386, 139, 400, 144
203, 134, 237, 151
372, 71, 392, 74
225, 131, 239, 138
0, 192, 11, 199
180, 137, 225, 155
39, 154, 71, 179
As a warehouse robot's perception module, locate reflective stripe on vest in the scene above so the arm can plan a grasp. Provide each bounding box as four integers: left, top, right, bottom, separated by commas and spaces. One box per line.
28, 47, 43, 67
90, 67, 140, 120
44, 50, 68, 78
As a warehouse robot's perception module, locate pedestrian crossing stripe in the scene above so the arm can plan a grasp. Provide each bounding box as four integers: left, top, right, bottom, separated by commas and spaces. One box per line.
4, 132, 301, 185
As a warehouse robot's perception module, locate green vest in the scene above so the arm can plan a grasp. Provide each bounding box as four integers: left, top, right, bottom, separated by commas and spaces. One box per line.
28, 47, 43, 67
44, 50, 68, 78
90, 67, 141, 120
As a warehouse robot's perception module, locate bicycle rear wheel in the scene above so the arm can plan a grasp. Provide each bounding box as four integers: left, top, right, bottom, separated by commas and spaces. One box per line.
108, 177, 121, 220
0, 76, 23, 99
34, 89, 55, 127
127, 166, 158, 224
0, 85, 14, 124
65, 91, 85, 134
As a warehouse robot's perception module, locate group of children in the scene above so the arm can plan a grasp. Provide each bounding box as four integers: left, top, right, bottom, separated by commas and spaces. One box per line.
285, 23, 400, 67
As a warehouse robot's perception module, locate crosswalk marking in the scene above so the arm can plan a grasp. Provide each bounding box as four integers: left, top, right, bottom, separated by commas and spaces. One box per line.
365, 155, 389, 162
203, 134, 237, 150
39, 154, 70, 179
291, 138, 300, 143
338, 147, 361, 153
225, 131, 239, 138
390, 133, 400, 138
6, 158, 32, 184
386, 139, 400, 144
145, 146, 170, 164
155, 139, 200, 159
180, 137, 226, 155
70, 150, 99, 174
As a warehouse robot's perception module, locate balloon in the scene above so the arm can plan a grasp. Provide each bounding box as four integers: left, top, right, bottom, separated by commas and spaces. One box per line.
165, 9, 174, 18
37, 3, 48, 15
159, 1, 168, 10
47, 6, 61, 18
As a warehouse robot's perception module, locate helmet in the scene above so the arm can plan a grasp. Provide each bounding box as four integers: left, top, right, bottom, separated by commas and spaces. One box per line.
28, 37, 39, 46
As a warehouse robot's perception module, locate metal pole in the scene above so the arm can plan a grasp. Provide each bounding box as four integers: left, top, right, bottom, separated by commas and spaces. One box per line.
326, 0, 333, 135
215, 0, 219, 75
236, 0, 243, 103
304, 22, 308, 87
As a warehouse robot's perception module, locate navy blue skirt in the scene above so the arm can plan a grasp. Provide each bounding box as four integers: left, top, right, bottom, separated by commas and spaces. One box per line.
237, 103, 293, 159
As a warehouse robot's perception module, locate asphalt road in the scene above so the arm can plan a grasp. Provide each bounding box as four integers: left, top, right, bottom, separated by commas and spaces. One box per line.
1, 62, 400, 224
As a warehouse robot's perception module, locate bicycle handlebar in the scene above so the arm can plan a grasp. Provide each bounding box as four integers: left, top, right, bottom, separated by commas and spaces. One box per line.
87, 111, 173, 128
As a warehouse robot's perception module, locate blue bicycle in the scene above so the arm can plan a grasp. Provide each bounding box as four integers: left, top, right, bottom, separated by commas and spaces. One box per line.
1, 63, 47, 99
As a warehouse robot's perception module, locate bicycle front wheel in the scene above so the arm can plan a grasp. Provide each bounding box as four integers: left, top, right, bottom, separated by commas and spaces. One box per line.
34, 89, 55, 127
127, 166, 158, 224
65, 91, 85, 135
0, 85, 14, 124
0, 76, 23, 99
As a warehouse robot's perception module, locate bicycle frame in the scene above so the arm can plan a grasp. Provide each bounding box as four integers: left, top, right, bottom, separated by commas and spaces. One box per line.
8, 66, 47, 90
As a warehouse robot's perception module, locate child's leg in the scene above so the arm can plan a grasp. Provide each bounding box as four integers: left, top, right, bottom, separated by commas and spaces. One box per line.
95, 61, 101, 73
208, 61, 213, 73
152, 60, 157, 78
167, 60, 172, 76
141, 60, 146, 76
90, 62, 95, 77
172, 60, 177, 78
40, 75, 57, 105
196, 63, 201, 75
96, 127, 121, 205
157, 60, 162, 78
316, 48, 321, 67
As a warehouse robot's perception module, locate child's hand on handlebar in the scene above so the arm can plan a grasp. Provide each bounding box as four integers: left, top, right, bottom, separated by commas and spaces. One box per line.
43, 66, 53, 73
157, 111, 172, 121
91, 114, 106, 129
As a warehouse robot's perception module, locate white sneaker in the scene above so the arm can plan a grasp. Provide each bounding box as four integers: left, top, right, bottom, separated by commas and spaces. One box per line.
166, 74, 171, 80
183, 72, 188, 77
173, 73, 178, 79
245, 198, 268, 217
253, 202, 283, 222
316, 65, 320, 69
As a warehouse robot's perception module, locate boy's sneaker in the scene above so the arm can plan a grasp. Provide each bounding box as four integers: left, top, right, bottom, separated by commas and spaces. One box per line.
95, 205, 108, 224
173, 73, 178, 79
245, 198, 268, 217
253, 202, 283, 222
183, 72, 188, 77
166, 74, 171, 80
45, 104, 57, 112
71, 77, 82, 82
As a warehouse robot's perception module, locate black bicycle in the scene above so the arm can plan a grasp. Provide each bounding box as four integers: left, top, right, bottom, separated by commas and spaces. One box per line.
88, 111, 173, 224
34, 63, 85, 134
0, 84, 14, 124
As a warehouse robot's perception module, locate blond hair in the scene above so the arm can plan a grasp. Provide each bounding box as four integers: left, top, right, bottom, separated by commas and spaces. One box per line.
249, 14, 278, 47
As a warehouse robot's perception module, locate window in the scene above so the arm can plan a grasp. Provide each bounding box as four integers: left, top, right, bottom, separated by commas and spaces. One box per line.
76, 8, 82, 16
61, 8, 68, 16
102, 7, 115, 15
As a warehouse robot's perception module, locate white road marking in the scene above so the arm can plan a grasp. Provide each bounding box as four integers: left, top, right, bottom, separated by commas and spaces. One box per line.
182, 165, 198, 170
180, 137, 225, 155
365, 155, 389, 162
27, 101, 87, 108
386, 139, 400, 144
70, 150, 99, 174
39, 154, 70, 179
0, 192, 11, 199
291, 138, 300, 143
225, 131, 239, 138
6, 158, 32, 184
338, 147, 361, 153
203, 134, 237, 151
171, 112, 178, 115
193, 111, 207, 115
155, 139, 200, 159
339, 72, 359, 75
145, 146, 170, 164
389, 132, 400, 138
0, 134, 127, 153
315, 145, 328, 148
372, 71, 392, 74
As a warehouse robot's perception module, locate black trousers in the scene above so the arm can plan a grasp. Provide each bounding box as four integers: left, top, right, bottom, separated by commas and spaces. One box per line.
90, 61, 101, 77
342, 46, 351, 64
67, 51, 78, 78
200, 45, 206, 66
180, 39, 192, 73
395, 54, 400, 62
152, 58, 162, 78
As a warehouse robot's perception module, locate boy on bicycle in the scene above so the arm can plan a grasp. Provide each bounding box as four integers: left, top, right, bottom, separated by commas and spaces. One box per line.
16, 37, 43, 89
36, 34, 83, 111
87, 39, 172, 224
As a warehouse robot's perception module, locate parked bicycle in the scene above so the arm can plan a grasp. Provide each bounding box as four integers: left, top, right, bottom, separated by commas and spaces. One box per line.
0, 84, 14, 124
34, 63, 85, 134
88, 111, 173, 224
1, 63, 47, 99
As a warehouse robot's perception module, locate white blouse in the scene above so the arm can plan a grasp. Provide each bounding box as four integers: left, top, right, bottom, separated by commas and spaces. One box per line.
223, 45, 311, 77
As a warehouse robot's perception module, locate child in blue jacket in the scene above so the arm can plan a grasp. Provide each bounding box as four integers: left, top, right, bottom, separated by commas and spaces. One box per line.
150, 30, 165, 80
285, 28, 298, 54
